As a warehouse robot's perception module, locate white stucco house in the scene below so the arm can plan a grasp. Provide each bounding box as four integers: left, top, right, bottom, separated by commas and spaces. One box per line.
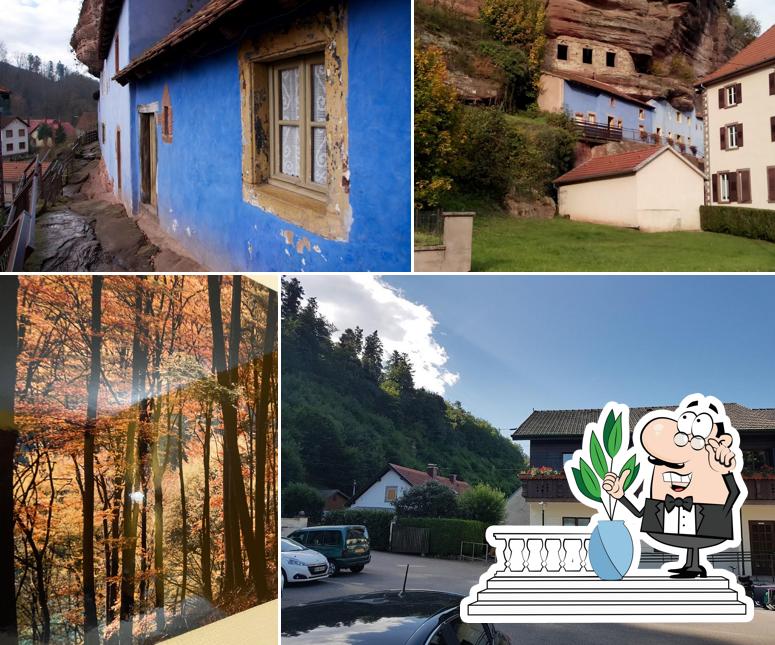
0, 117, 30, 156
555, 145, 704, 231
350, 463, 471, 511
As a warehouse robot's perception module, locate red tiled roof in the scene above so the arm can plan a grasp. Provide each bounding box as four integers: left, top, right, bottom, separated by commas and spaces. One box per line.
554, 146, 666, 185
2, 161, 51, 184
389, 463, 471, 494
548, 71, 654, 110
700, 23, 775, 86
29, 119, 76, 138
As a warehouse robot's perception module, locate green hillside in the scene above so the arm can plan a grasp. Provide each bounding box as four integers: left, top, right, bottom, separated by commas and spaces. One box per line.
281, 278, 526, 497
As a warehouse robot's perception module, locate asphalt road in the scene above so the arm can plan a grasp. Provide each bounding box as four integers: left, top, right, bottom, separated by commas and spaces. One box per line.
281, 551, 775, 644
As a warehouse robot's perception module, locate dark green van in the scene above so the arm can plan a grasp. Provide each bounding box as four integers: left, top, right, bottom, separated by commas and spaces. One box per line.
289, 525, 371, 573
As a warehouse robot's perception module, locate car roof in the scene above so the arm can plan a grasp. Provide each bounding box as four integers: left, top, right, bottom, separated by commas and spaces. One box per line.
293, 525, 366, 531
281, 590, 462, 644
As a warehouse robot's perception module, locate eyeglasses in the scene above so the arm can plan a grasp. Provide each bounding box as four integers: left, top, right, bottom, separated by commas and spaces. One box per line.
674, 432, 706, 450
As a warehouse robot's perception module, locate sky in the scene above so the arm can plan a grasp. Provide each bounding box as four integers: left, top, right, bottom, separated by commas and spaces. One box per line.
298, 275, 775, 450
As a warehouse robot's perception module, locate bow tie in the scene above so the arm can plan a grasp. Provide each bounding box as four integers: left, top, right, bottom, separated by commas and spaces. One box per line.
665, 495, 693, 512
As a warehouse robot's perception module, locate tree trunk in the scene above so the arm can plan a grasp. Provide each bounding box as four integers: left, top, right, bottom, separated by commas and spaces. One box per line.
253, 288, 277, 600
177, 408, 188, 615
151, 409, 165, 632
83, 276, 102, 645
200, 402, 213, 602
0, 276, 18, 643
119, 282, 147, 645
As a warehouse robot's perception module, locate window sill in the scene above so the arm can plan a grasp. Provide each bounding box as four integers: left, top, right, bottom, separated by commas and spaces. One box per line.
243, 181, 349, 241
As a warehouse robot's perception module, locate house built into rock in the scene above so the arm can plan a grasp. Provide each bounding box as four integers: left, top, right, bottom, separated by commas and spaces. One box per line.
71, 0, 411, 272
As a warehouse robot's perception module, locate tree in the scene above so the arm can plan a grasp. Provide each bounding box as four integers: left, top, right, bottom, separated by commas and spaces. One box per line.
281, 277, 304, 320
727, 10, 761, 57
82, 276, 102, 645
361, 331, 384, 383
383, 351, 414, 394
55, 62, 66, 81
54, 125, 66, 145
0, 276, 18, 643
414, 46, 459, 209
282, 483, 324, 522
0, 41, 7, 63
458, 483, 507, 525
393, 481, 459, 518
36, 123, 53, 144
338, 327, 363, 360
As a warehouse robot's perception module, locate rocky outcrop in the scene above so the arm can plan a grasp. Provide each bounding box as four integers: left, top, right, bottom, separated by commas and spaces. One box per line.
70, 0, 102, 76
417, 0, 733, 108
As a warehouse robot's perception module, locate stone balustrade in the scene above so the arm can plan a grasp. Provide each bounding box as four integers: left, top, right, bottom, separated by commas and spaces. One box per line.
490, 527, 594, 576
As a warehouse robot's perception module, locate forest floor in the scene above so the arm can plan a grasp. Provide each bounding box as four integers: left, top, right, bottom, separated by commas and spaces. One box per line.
24, 145, 203, 271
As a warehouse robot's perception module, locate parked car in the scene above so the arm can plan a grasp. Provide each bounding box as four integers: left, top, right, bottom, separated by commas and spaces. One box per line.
288, 525, 371, 573
281, 538, 332, 585
281, 590, 510, 644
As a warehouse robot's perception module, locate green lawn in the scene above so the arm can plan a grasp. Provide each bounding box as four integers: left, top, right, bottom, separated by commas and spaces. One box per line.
472, 215, 775, 272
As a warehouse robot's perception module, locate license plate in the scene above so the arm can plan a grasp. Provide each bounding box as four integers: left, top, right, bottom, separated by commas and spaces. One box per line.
310, 565, 326, 574
353, 547, 365, 554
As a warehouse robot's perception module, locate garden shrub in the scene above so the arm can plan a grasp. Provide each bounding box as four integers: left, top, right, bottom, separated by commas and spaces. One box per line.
322, 509, 394, 550
700, 205, 775, 243
398, 517, 488, 557
282, 483, 324, 523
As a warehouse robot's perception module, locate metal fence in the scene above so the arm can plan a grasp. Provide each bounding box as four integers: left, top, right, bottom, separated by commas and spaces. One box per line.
574, 122, 701, 157
459, 541, 497, 564
414, 210, 444, 248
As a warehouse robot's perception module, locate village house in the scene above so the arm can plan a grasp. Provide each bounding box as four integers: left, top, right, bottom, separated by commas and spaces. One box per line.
698, 23, 775, 209
28, 119, 76, 148
0, 117, 30, 157
554, 146, 704, 231
512, 403, 775, 577
648, 98, 705, 157
317, 489, 350, 512
2, 160, 51, 206
350, 463, 470, 511
71, 0, 411, 272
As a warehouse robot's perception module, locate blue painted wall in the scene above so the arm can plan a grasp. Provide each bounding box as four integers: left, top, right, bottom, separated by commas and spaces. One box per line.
131, 0, 411, 271
98, 0, 134, 212
649, 99, 705, 157
563, 82, 653, 133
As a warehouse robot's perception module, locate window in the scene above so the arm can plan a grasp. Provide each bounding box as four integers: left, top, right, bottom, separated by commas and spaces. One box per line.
770, 72, 775, 96
771, 116, 775, 142
720, 172, 730, 202
587, 112, 596, 124
574, 112, 584, 122
161, 84, 173, 144
768, 166, 775, 202
676, 111, 682, 123
269, 55, 327, 193
744, 449, 774, 470
557, 43, 568, 60
384, 486, 397, 502
5, 143, 11, 152
582, 48, 593, 64
114, 34, 119, 75
4, 129, 11, 137
727, 124, 738, 149
606, 51, 616, 67
562, 452, 574, 464
308, 530, 341, 548
727, 84, 737, 106
17, 128, 24, 137
687, 115, 691, 125
19, 141, 25, 150
617, 119, 622, 129
101, 123, 105, 143
607, 115, 615, 128
609, 97, 616, 108
639, 109, 645, 120
563, 517, 591, 527
429, 617, 490, 645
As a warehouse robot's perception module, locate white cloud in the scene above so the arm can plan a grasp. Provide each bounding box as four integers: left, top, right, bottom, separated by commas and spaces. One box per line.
737, 0, 775, 29
1, 0, 84, 69
298, 275, 459, 395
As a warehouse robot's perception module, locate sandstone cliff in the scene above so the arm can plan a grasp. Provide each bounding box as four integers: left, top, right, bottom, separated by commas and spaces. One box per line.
417, 0, 733, 109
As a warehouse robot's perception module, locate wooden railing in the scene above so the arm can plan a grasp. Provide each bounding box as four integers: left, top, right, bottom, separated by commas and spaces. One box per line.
0, 129, 96, 270
519, 475, 575, 501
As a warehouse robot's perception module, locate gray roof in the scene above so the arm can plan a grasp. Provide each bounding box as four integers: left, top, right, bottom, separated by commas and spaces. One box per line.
512, 403, 775, 440
318, 489, 350, 500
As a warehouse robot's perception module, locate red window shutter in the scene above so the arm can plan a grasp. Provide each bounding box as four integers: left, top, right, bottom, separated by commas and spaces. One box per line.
718, 87, 726, 109
711, 173, 719, 202
739, 169, 751, 203
770, 72, 775, 96
728, 172, 738, 202
720, 126, 726, 150
736, 82, 742, 103
737, 123, 744, 147
769, 167, 775, 202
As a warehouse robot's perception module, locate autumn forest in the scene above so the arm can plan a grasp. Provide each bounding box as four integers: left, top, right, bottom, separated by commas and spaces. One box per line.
0, 275, 278, 644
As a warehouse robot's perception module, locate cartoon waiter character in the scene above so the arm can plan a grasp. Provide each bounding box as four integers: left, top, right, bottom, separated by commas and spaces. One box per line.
603, 394, 745, 579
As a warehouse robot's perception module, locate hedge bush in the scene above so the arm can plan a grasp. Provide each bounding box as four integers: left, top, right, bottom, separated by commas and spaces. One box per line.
398, 517, 488, 557
700, 205, 775, 243
322, 509, 394, 551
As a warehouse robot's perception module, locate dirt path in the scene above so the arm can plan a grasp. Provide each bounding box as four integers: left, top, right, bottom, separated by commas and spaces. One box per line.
24, 150, 203, 272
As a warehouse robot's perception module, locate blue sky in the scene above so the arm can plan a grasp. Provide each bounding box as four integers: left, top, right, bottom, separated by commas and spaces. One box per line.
369, 275, 775, 444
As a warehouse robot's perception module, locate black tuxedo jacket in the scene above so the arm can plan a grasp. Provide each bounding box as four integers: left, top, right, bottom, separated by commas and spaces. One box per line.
619, 473, 740, 540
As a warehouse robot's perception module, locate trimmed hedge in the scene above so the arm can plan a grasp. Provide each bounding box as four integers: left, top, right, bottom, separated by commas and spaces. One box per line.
322, 509, 394, 551
398, 517, 488, 557
700, 205, 775, 243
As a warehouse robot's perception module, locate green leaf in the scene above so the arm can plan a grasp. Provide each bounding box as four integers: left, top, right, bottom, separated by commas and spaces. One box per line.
625, 463, 640, 491
604, 412, 622, 459
573, 459, 602, 503
619, 455, 638, 490
589, 433, 608, 479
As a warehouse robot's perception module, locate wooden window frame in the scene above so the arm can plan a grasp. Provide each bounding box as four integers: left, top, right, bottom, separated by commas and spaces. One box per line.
719, 171, 730, 202
738, 168, 751, 204
268, 53, 327, 201
726, 124, 738, 149
726, 84, 737, 106
768, 166, 775, 203
384, 486, 398, 503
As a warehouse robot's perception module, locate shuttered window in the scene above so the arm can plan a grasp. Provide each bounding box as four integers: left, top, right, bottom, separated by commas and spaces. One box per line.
720, 126, 726, 149
771, 116, 775, 142
728, 172, 738, 202
720, 173, 730, 202
711, 173, 719, 202
739, 169, 751, 203
722, 123, 743, 149
770, 72, 775, 96
768, 167, 775, 202
718, 87, 726, 109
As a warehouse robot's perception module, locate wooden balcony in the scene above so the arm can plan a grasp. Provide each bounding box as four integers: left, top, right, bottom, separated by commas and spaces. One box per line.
521, 475, 775, 501
575, 122, 624, 143
519, 474, 575, 501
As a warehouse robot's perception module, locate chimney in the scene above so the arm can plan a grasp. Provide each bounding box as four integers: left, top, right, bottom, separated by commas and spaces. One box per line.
426, 463, 439, 478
